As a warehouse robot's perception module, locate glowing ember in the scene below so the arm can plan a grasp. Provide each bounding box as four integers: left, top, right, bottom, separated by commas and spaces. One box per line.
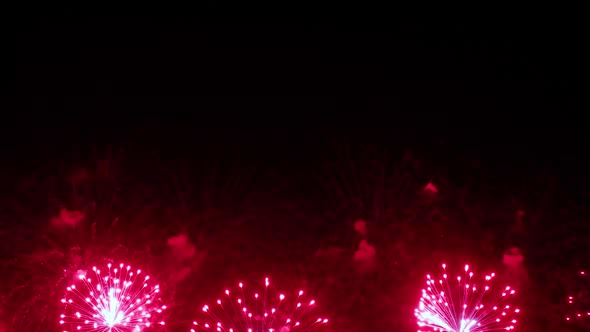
415, 263, 520, 331
59, 262, 166, 331
190, 277, 328, 332
564, 270, 590, 326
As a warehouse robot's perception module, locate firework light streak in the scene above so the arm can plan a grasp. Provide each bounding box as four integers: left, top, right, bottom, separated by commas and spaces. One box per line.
190, 277, 328, 332
59, 262, 166, 332
415, 263, 520, 332
565, 270, 590, 324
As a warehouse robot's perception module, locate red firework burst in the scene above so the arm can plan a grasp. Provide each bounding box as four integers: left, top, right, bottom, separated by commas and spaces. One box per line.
59, 262, 167, 332
565, 270, 590, 326
415, 263, 520, 332
191, 277, 328, 332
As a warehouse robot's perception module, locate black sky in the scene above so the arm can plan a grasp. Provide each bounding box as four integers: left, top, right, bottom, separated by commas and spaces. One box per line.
15, 21, 582, 160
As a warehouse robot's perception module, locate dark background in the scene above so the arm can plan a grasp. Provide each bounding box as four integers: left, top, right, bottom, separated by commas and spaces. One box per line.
8, 20, 587, 331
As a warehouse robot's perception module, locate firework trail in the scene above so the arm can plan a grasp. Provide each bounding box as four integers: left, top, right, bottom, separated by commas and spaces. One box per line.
59, 262, 167, 332
415, 263, 520, 332
565, 270, 590, 327
191, 277, 328, 332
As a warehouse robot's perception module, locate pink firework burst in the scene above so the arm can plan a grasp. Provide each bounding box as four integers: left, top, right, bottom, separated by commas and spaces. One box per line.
565, 270, 590, 326
59, 262, 167, 332
191, 277, 329, 332
415, 263, 520, 332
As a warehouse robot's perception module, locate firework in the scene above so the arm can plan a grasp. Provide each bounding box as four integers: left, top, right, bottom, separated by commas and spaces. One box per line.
565, 270, 590, 326
59, 262, 167, 332
190, 277, 328, 332
415, 263, 520, 332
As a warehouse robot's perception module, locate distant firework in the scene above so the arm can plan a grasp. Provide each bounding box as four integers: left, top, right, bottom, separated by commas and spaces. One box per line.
59, 262, 166, 332
191, 277, 328, 332
415, 263, 520, 332
565, 270, 590, 326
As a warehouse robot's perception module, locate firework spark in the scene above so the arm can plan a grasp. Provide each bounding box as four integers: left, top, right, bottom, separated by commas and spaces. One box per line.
565, 270, 590, 326
415, 263, 520, 332
190, 277, 328, 332
59, 262, 167, 332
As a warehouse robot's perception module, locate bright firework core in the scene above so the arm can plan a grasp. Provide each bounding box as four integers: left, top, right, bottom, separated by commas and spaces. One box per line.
59, 262, 166, 332
191, 277, 328, 332
415, 263, 520, 332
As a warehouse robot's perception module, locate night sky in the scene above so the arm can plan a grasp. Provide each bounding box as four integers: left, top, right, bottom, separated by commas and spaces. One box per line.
9, 20, 586, 331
